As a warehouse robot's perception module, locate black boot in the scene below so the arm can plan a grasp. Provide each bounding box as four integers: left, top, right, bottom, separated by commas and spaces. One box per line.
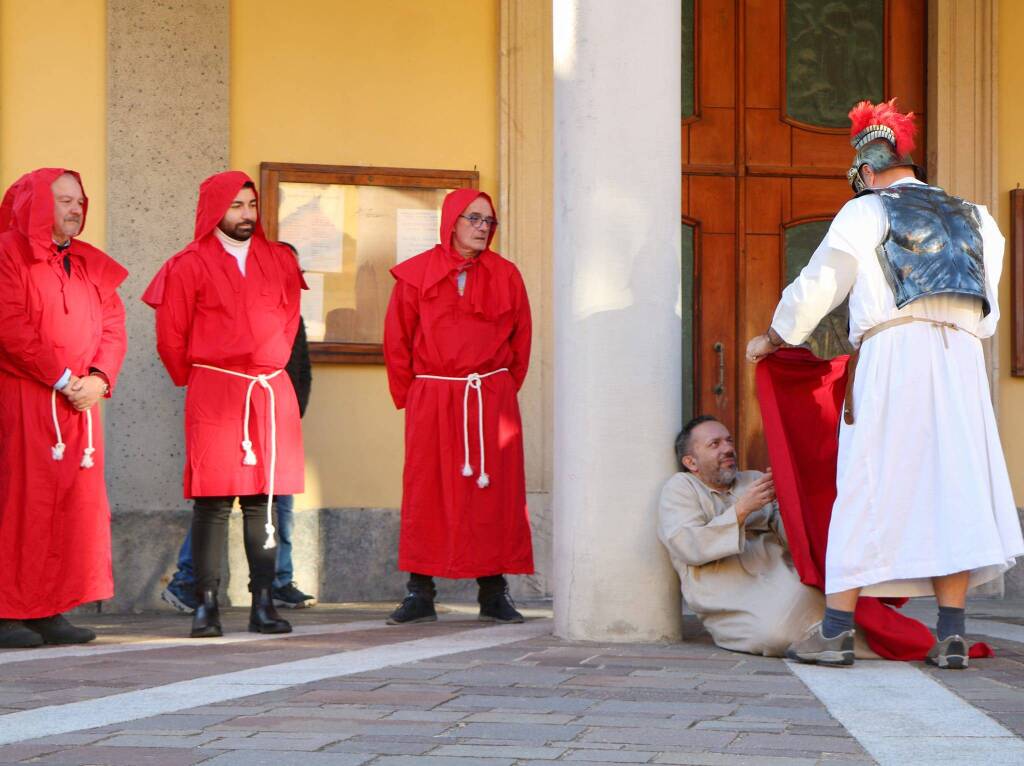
190, 590, 223, 638
23, 614, 96, 644
387, 573, 438, 625
0, 619, 44, 648
478, 577, 524, 624
386, 593, 437, 625
249, 588, 291, 634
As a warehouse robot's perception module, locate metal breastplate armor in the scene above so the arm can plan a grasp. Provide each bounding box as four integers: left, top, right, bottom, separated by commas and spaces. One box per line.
867, 184, 989, 316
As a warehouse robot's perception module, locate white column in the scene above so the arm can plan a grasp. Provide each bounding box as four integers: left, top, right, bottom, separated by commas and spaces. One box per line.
552, 0, 682, 641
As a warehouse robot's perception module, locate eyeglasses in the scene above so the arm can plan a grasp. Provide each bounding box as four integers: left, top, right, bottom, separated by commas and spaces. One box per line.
459, 214, 499, 230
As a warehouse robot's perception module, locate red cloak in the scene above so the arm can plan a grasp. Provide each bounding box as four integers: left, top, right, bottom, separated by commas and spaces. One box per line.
757, 348, 992, 660
0, 168, 127, 618
142, 171, 305, 498
384, 189, 534, 578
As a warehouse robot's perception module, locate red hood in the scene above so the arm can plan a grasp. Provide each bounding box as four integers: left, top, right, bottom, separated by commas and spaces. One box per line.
0, 168, 89, 261
142, 170, 291, 310
439, 188, 496, 256
193, 170, 266, 243
390, 188, 512, 320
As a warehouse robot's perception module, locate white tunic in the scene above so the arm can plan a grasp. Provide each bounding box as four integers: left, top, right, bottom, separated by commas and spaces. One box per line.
772, 177, 1023, 596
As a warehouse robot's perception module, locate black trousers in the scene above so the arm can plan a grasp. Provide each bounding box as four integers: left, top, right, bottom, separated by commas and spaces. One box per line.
192, 495, 276, 594
407, 572, 507, 603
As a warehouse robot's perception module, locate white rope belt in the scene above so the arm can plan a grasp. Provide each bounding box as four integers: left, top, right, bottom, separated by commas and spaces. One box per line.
50, 390, 95, 469
414, 368, 509, 489
193, 364, 284, 550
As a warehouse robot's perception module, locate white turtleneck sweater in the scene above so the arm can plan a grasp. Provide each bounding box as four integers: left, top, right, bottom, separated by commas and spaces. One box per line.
214, 227, 252, 276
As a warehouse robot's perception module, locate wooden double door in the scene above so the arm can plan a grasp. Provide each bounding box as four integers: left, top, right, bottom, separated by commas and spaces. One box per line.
681, 0, 926, 467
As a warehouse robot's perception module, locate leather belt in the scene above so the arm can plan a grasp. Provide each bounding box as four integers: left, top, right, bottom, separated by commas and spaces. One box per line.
843, 317, 978, 425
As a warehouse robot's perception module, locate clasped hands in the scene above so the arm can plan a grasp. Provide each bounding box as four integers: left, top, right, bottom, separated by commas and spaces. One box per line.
61, 374, 107, 411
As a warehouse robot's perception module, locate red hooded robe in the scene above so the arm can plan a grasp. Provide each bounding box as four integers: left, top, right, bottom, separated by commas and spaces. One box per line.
384, 189, 533, 578
142, 171, 305, 498
0, 168, 128, 618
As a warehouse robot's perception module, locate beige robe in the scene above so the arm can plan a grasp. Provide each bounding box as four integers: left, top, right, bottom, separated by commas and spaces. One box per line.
657, 470, 823, 657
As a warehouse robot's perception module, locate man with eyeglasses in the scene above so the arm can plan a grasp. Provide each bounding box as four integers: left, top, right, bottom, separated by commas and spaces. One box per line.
384, 189, 533, 625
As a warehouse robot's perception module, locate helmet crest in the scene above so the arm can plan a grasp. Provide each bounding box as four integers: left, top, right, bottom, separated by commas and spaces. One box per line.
848, 98, 917, 157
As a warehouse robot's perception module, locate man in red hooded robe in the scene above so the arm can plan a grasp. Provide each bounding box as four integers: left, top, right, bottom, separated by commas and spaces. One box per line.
143, 171, 305, 638
384, 189, 533, 624
0, 168, 127, 648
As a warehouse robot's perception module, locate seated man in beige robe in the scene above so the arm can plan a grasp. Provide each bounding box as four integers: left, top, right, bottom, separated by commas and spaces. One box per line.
658, 415, 823, 657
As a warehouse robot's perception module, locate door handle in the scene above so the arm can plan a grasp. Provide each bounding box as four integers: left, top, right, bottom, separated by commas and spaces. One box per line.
712, 341, 725, 396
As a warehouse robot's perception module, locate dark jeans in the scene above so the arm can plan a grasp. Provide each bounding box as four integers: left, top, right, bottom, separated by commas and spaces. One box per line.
272, 494, 295, 588
171, 530, 196, 585
191, 495, 277, 594
170, 495, 295, 589
407, 573, 507, 603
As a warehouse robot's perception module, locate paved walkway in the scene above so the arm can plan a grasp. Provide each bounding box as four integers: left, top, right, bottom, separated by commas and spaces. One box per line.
0, 599, 1022, 765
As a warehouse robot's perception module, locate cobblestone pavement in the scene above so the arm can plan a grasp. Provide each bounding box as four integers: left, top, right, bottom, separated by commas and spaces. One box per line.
0, 599, 1022, 765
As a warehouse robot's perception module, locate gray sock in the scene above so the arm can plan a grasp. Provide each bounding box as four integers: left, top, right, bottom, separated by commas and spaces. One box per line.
937, 606, 966, 640
822, 607, 854, 639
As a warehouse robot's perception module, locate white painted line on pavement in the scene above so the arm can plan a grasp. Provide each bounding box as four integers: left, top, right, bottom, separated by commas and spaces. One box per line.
0, 619, 552, 745
0, 619, 391, 666
789, 659, 1024, 765
969, 618, 1024, 645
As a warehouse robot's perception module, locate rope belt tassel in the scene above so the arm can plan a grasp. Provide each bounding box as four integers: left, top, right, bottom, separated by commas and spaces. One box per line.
193, 364, 285, 550
415, 368, 509, 489
50, 389, 95, 468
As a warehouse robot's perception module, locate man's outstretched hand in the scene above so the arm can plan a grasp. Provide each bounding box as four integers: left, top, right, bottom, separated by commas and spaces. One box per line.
735, 468, 775, 523
746, 327, 788, 363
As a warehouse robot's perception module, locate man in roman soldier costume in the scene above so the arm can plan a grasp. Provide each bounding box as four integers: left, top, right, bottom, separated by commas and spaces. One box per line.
746, 99, 1023, 668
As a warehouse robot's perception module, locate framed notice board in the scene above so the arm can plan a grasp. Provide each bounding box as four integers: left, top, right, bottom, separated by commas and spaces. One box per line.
260, 162, 479, 364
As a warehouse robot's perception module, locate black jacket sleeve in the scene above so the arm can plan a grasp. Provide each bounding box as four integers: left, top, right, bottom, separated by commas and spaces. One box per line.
285, 317, 313, 417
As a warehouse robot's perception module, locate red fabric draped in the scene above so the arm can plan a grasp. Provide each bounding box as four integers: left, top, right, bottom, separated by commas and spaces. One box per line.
756, 347, 992, 661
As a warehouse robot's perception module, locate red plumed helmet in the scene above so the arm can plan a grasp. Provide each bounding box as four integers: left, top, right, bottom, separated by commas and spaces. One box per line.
848, 98, 917, 157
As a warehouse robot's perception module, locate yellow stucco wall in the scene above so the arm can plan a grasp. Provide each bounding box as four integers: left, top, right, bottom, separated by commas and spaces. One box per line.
230, 0, 499, 509
998, 0, 1024, 502
0, 0, 106, 248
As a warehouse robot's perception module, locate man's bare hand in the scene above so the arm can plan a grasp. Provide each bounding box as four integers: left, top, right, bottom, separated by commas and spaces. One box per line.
745, 334, 776, 363
66, 374, 106, 411
735, 468, 775, 524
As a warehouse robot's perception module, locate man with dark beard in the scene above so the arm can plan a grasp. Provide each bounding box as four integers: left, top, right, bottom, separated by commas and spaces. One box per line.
143, 171, 305, 639
656, 416, 823, 656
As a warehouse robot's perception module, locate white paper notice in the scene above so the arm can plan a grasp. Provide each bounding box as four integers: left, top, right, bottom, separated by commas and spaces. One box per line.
396, 208, 440, 264
301, 272, 326, 341
278, 183, 345, 273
